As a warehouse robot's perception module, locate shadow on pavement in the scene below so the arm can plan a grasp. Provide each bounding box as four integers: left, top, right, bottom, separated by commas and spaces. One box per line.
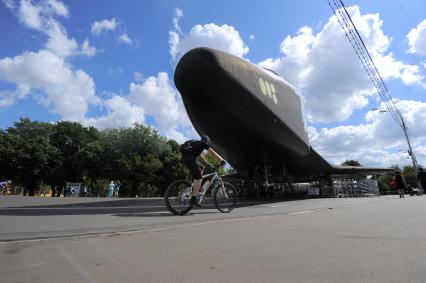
0, 198, 287, 217
112, 210, 220, 217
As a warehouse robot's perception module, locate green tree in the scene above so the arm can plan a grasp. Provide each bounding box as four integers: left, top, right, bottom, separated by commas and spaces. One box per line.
377, 165, 399, 194
101, 124, 165, 197
203, 151, 226, 175
0, 130, 14, 179
0, 118, 59, 196
341, 160, 362, 166
79, 139, 107, 195
50, 121, 100, 186
154, 140, 189, 195
224, 166, 236, 174
402, 165, 417, 189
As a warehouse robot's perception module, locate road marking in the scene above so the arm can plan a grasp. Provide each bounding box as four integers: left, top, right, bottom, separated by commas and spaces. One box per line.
0, 213, 295, 244
57, 244, 97, 283
121, 211, 169, 215
289, 210, 315, 215
271, 204, 288, 208
0, 202, 256, 210
0, 199, 384, 244
347, 201, 371, 207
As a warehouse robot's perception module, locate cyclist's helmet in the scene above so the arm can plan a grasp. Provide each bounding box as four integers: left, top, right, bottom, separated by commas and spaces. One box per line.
200, 135, 210, 145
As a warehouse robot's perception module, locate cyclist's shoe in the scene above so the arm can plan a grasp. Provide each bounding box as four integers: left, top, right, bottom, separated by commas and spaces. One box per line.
190, 197, 202, 207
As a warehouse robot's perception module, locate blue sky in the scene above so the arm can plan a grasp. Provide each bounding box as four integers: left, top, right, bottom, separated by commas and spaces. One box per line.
1, 0, 426, 167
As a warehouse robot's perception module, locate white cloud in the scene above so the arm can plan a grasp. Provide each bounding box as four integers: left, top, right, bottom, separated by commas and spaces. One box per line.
18, 0, 43, 30
1, 1, 100, 121
2, 0, 15, 10
81, 39, 97, 57
118, 33, 132, 44
47, 0, 68, 17
91, 18, 117, 36
82, 72, 193, 142
1, 0, 192, 141
309, 100, 426, 167
173, 8, 183, 34
0, 91, 18, 107
171, 23, 249, 61
133, 71, 144, 82
85, 95, 145, 129
169, 30, 180, 61
17, 0, 69, 30
13, 0, 84, 59
45, 20, 77, 57
407, 19, 426, 56
0, 50, 100, 121
169, 15, 249, 61
175, 8, 183, 18
127, 72, 192, 142
0, 85, 30, 107
259, 6, 425, 123
249, 34, 255, 40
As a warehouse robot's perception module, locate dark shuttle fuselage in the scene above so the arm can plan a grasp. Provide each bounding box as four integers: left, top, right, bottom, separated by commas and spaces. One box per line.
174, 47, 392, 180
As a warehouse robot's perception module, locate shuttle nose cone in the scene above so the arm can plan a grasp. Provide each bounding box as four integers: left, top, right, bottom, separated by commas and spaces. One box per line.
174, 49, 216, 94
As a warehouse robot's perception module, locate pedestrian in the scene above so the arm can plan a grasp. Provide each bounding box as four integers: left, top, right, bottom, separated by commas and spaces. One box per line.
0, 181, 6, 195
108, 181, 114, 197
395, 170, 407, 198
113, 182, 120, 198
63, 186, 68, 197
56, 186, 62, 197
389, 177, 397, 192
417, 166, 426, 192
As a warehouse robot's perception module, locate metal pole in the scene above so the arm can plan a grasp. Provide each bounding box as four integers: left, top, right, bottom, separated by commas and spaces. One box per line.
401, 118, 418, 174
372, 108, 418, 173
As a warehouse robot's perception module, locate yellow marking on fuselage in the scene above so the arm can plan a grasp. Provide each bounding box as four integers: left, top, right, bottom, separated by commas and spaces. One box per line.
259, 78, 267, 96
258, 77, 278, 105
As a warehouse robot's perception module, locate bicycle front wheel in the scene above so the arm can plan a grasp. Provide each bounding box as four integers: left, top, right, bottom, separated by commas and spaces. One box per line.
213, 182, 237, 213
164, 180, 193, 215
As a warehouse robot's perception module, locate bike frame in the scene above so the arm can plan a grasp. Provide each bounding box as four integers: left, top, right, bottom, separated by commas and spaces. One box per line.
180, 170, 229, 205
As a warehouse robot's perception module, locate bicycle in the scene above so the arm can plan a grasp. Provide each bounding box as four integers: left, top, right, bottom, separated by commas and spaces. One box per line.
164, 165, 237, 215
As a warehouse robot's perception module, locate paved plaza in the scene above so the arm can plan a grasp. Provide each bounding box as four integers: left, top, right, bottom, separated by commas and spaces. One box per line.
1, 195, 425, 282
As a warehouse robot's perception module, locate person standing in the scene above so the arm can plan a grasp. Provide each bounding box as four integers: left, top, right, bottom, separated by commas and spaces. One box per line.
417, 166, 426, 192
395, 170, 407, 198
113, 182, 120, 197
108, 181, 114, 198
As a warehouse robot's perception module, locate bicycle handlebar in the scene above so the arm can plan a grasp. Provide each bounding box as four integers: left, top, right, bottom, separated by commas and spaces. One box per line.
199, 164, 224, 175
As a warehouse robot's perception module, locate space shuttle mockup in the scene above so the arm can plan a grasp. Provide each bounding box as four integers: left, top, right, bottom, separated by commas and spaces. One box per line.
174, 47, 392, 182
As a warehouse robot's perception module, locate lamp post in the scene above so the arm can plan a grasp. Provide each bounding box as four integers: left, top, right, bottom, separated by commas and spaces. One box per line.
371, 108, 418, 173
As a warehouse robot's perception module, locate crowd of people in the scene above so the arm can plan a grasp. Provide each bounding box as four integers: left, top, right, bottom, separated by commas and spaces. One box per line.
389, 166, 426, 198
107, 181, 121, 197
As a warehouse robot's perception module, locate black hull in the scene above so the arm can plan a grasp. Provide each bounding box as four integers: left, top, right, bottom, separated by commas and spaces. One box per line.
174, 48, 393, 180
175, 48, 310, 178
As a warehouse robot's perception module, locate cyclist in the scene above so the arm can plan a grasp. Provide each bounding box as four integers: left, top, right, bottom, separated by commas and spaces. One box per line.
180, 135, 226, 206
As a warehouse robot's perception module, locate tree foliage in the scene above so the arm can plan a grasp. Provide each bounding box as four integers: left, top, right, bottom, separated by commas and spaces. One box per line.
0, 118, 59, 195
341, 160, 362, 166
377, 165, 402, 194
377, 165, 417, 194
0, 118, 188, 197
402, 165, 417, 188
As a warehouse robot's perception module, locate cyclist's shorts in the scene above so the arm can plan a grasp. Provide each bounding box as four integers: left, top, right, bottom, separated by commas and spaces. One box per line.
182, 154, 202, 179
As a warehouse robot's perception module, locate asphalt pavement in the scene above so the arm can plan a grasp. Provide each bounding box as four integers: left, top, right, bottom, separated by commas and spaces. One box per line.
1, 195, 425, 282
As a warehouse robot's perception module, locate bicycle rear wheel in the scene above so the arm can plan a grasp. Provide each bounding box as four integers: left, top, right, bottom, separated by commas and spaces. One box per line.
213, 182, 237, 213
164, 180, 193, 215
